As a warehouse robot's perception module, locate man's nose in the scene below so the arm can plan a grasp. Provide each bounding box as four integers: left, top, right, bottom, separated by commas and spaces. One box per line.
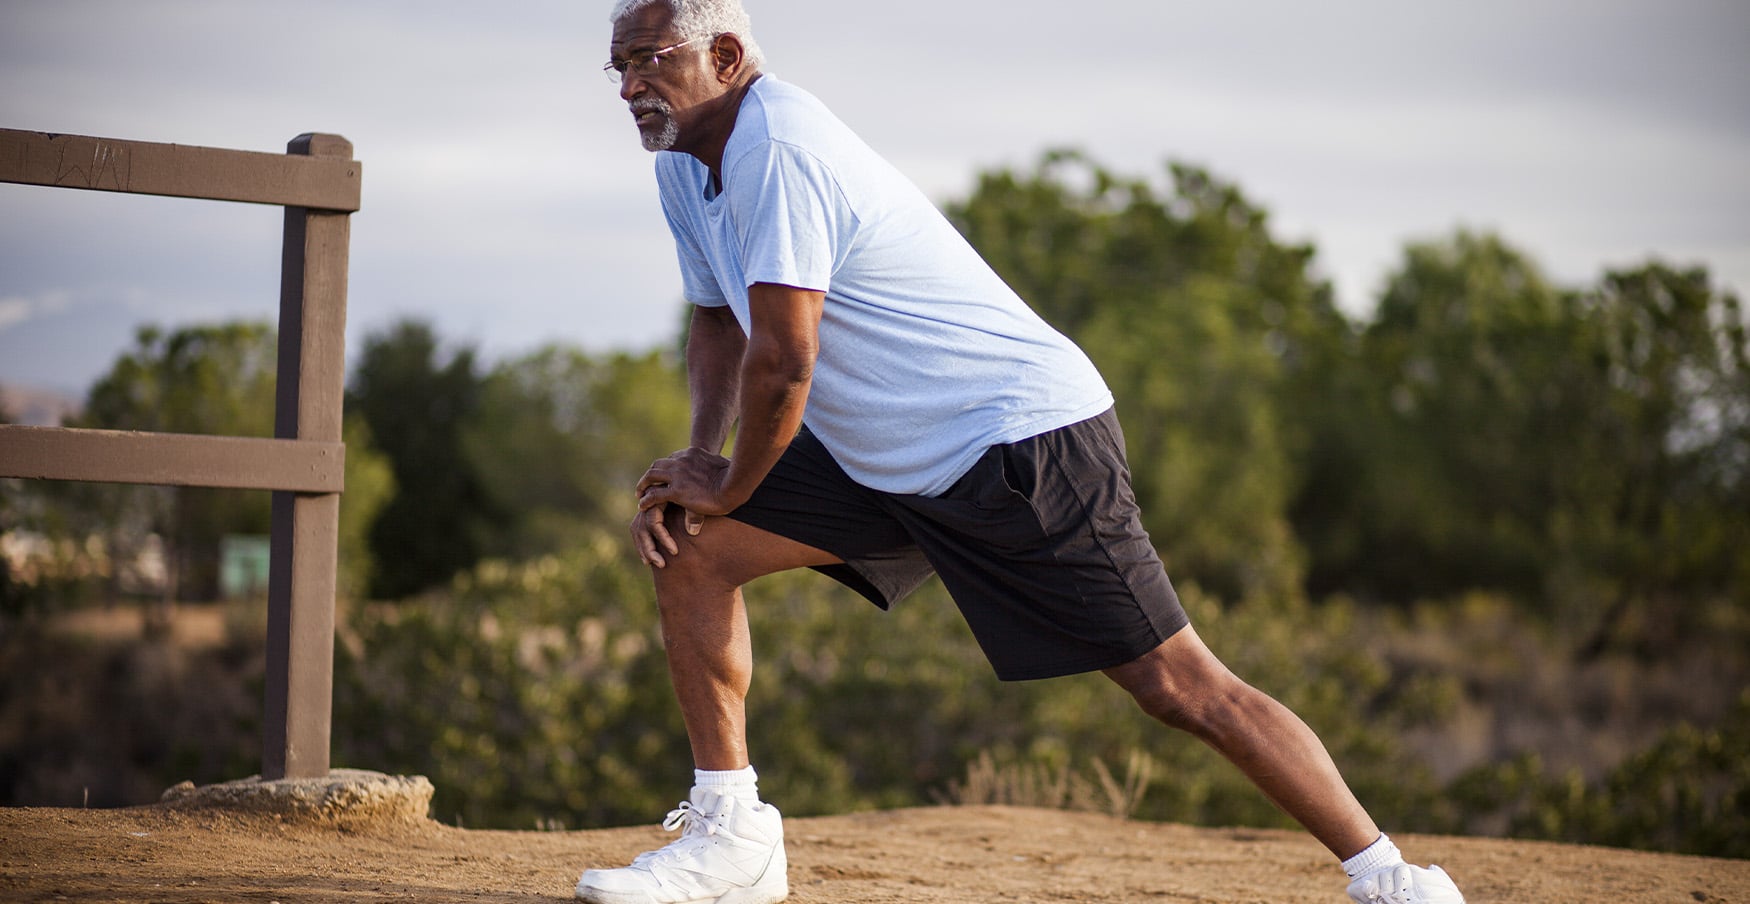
619, 71, 646, 102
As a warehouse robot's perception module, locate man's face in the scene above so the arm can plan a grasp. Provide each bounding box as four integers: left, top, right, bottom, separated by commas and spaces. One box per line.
610, 4, 720, 153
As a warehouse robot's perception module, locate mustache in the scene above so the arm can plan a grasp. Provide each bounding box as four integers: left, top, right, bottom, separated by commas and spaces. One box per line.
629, 97, 672, 116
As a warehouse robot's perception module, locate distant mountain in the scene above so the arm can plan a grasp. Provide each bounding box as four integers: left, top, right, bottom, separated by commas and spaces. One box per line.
0, 384, 82, 426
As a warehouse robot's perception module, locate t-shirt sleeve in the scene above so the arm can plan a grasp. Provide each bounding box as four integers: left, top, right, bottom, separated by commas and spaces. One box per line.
723, 140, 856, 293
657, 168, 729, 308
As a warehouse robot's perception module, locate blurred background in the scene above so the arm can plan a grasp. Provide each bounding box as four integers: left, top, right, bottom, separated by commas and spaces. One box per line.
2, 0, 1746, 858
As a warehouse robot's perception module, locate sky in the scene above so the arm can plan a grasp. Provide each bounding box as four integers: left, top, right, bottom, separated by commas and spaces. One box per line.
2, 0, 1747, 398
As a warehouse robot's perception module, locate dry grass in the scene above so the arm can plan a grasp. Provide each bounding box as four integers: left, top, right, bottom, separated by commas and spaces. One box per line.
938, 749, 1156, 820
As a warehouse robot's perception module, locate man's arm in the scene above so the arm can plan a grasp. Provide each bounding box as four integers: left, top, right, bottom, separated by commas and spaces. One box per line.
715, 281, 822, 506
686, 303, 747, 454
631, 283, 823, 566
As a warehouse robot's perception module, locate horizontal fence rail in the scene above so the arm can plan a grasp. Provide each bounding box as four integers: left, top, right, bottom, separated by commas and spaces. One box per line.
0, 128, 361, 211
0, 425, 344, 493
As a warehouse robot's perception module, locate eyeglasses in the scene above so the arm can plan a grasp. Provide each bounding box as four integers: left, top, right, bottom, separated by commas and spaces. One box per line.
604, 38, 699, 84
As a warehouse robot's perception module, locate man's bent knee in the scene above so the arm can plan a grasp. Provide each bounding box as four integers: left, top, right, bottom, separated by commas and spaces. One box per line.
650, 514, 744, 591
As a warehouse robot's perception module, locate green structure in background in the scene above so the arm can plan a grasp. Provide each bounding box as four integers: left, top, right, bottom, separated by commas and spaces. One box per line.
221, 535, 272, 600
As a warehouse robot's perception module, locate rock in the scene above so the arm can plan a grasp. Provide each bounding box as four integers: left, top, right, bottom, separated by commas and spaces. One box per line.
159, 769, 434, 827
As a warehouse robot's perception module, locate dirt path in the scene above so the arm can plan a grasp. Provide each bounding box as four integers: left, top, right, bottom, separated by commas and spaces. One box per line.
3, 804, 1746, 903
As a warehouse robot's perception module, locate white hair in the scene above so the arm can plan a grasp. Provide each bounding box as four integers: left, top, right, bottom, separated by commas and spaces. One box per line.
610, 0, 765, 70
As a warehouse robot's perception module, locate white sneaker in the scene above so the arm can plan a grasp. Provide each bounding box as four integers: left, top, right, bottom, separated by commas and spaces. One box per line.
1346, 864, 1466, 903
575, 788, 788, 904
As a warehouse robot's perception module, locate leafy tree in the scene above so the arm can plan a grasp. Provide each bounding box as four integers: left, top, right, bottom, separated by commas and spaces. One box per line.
1300, 232, 1573, 602
464, 346, 691, 561
336, 414, 395, 601
72, 323, 280, 601
1302, 234, 1750, 637
347, 320, 501, 599
1565, 263, 1750, 650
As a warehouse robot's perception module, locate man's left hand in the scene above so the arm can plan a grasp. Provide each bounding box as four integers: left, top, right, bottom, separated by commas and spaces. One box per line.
636, 446, 739, 521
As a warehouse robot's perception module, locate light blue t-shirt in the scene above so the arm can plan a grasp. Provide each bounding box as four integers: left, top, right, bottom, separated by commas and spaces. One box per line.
655, 75, 1112, 496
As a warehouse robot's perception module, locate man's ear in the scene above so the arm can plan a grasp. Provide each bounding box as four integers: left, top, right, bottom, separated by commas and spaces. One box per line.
711, 34, 746, 82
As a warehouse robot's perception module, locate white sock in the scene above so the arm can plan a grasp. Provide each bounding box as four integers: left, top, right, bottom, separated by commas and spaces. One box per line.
1342, 833, 1404, 879
693, 765, 759, 802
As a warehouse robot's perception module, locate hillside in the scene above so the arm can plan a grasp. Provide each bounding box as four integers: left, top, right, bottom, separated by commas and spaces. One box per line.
0, 383, 80, 426
4, 803, 1746, 903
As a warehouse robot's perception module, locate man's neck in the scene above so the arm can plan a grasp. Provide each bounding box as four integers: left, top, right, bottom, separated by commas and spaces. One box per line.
689, 72, 763, 184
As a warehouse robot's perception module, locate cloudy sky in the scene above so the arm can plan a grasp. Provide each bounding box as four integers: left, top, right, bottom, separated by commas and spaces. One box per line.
2, 0, 1746, 397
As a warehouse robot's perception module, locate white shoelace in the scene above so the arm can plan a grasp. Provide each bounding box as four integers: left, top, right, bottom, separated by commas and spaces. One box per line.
662, 801, 720, 835
629, 802, 721, 870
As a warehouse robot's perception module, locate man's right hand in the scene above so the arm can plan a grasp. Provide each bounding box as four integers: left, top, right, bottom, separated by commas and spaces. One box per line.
630, 448, 727, 568
630, 502, 698, 569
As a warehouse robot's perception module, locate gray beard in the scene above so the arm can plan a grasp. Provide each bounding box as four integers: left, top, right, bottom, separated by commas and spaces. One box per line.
642, 118, 679, 152
632, 98, 679, 151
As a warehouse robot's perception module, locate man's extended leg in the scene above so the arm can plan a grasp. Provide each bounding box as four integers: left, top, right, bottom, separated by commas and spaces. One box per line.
1105, 625, 1464, 903
576, 512, 838, 904
1104, 625, 1377, 856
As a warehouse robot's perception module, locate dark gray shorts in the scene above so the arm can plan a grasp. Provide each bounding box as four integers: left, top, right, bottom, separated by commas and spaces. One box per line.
726, 408, 1188, 681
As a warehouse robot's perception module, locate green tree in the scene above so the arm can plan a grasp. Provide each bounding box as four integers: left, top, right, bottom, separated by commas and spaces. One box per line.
1301, 232, 1573, 602
465, 346, 691, 561
73, 323, 280, 601
336, 414, 395, 601
1565, 263, 1750, 650
347, 320, 500, 599
1302, 235, 1750, 632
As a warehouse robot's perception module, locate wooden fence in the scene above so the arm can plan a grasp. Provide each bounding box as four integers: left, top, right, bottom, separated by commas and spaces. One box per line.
0, 128, 362, 780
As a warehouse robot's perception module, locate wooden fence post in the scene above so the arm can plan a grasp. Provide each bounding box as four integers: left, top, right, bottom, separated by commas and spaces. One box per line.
262, 133, 353, 780
2, 126, 360, 783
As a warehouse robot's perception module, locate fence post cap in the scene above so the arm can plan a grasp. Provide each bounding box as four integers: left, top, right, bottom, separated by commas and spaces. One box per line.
288, 133, 353, 157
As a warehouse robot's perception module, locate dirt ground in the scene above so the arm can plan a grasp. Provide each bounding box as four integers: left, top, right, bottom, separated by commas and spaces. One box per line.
4, 804, 1748, 904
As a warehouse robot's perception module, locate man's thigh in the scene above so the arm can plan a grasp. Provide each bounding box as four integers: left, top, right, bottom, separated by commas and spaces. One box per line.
662, 504, 844, 588
723, 427, 936, 609
892, 408, 1188, 680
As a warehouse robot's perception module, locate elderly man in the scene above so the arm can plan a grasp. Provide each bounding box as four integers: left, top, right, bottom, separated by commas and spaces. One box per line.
576, 1, 1468, 903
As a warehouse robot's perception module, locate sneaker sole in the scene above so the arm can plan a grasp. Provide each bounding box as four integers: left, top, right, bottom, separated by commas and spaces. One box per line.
711, 882, 788, 904
575, 882, 787, 904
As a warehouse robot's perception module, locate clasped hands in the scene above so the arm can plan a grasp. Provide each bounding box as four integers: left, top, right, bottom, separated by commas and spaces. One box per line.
631, 446, 738, 568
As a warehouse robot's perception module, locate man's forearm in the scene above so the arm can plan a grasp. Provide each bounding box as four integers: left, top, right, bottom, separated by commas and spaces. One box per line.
717, 282, 824, 507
